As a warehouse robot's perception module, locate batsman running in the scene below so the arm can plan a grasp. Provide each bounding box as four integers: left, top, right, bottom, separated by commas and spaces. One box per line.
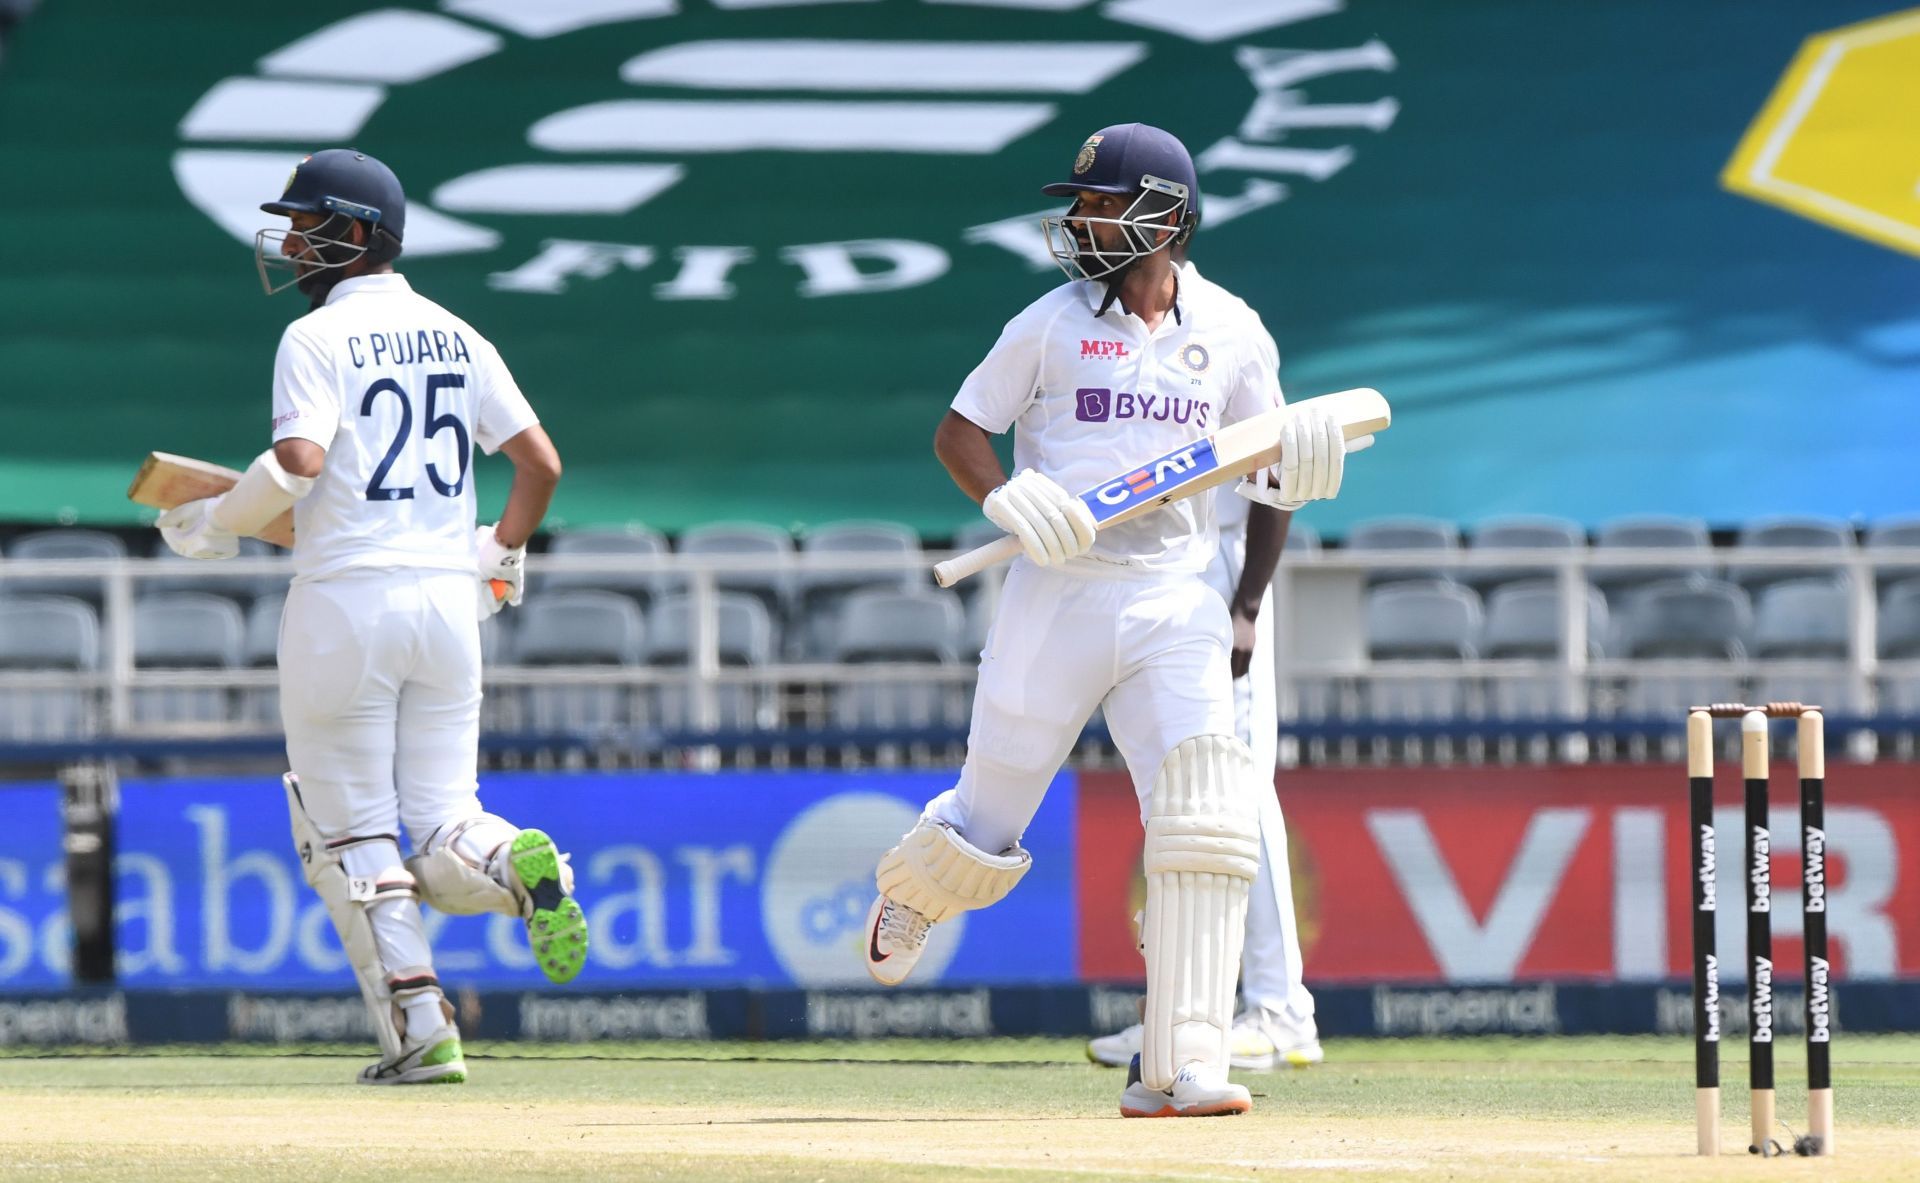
862, 124, 1360, 1116
153, 149, 586, 1084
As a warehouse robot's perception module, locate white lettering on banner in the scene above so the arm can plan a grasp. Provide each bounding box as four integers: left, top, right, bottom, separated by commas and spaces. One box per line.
782, 239, 951, 298
488, 913, 538, 970
1712, 805, 1899, 979
419, 907, 484, 973
655, 245, 755, 300
520, 993, 711, 1040
587, 845, 676, 969
37, 863, 68, 976
116, 854, 185, 976
1370, 984, 1559, 1036
806, 989, 992, 1038
0, 996, 128, 1046
677, 845, 755, 967
188, 806, 295, 975
1368, 808, 1591, 981
1611, 807, 1666, 981
962, 209, 1058, 271
0, 859, 31, 980
1233, 41, 1400, 137
488, 239, 657, 294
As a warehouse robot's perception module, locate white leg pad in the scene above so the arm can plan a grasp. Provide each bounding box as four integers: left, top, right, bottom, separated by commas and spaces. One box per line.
285, 774, 443, 1060
408, 814, 522, 917
1140, 736, 1261, 1091
875, 819, 1031, 923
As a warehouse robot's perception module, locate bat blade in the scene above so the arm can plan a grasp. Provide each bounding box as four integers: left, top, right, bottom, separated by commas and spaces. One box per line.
128, 452, 295, 549
934, 387, 1389, 587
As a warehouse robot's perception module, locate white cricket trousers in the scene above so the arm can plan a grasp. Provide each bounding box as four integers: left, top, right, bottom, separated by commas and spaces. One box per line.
1203, 539, 1315, 1026
278, 568, 484, 844
925, 561, 1236, 854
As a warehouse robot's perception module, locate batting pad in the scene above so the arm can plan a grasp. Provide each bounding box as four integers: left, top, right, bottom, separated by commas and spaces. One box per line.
408, 814, 521, 917
285, 774, 440, 1060
875, 819, 1031, 923
1140, 735, 1262, 1091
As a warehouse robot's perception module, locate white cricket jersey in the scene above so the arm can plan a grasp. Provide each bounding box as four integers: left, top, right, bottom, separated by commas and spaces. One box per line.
951, 262, 1283, 576
270, 273, 538, 583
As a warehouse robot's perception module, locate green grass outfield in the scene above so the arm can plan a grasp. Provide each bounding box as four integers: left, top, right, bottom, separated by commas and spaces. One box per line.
1, 1036, 1914, 1181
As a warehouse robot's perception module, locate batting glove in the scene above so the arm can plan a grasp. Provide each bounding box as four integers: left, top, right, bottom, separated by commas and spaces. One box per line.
476, 523, 526, 606
983, 469, 1097, 567
157, 498, 240, 560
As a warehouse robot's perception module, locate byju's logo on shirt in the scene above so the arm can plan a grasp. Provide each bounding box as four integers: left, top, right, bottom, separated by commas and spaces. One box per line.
1080, 339, 1130, 360
1075, 388, 1212, 429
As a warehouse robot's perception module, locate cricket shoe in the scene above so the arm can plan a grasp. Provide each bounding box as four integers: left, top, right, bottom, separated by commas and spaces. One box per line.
1086, 1022, 1143, 1068
863, 895, 932, 986
1230, 1005, 1324, 1070
358, 1024, 467, 1086
506, 829, 588, 984
1119, 1054, 1252, 1118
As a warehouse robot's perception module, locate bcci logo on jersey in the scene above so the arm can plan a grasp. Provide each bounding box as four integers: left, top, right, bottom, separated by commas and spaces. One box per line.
170, 1, 1399, 303
1087, 441, 1219, 523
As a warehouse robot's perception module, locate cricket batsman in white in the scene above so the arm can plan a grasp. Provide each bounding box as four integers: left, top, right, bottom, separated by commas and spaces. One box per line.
154, 149, 587, 1085
861, 124, 1355, 1116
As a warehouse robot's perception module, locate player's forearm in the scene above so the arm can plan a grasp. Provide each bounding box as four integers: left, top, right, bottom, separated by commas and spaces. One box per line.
934, 409, 1008, 506
1232, 504, 1291, 619
494, 427, 562, 549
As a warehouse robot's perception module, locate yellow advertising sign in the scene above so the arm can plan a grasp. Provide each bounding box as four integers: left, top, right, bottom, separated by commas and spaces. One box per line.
1723, 8, 1920, 257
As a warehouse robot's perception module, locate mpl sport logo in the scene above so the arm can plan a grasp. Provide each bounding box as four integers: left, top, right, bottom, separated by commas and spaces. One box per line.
1086, 439, 1219, 522
170, 0, 1400, 303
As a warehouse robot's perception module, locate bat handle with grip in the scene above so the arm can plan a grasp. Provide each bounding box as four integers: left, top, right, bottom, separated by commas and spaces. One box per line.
934, 534, 1023, 588
489, 579, 512, 603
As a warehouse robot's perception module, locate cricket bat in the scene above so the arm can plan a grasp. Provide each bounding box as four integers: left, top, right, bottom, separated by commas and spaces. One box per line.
933, 387, 1391, 588
128, 451, 512, 601
129, 452, 296, 548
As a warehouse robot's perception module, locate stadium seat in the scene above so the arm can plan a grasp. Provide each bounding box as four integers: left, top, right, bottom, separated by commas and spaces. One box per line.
1480, 579, 1608, 659
1345, 517, 1461, 586
1592, 515, 1712, 594
953, 519, 1005, 555
538, 526, 670, 605
132, 592, 245, 726
793, 519, 922, 657
240, 593, 283, 727
1731, 516, 1854, 592
1365, 580, 1481, 659
643, 592, 775, 732
511, 591, 645, 735
1750, 578, 1849, 659
1880, 581, 1920, 659
1282, 519, 1321, 553
1362, 581, 1480, 721
1466, 515, 1585, 591
147, 535, 282, 604
830, 589, 969, 731
4, 528, 126, 601
1866, 517, 1920, 598
831, 588, 963, 664
0, 595, 99, 739
677, 521, 795, 620
1611, 578, 1750, 659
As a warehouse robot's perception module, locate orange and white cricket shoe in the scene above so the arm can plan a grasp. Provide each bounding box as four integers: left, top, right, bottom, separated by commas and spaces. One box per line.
863, 895, 933, 986
1119, 1054, 1252, 1118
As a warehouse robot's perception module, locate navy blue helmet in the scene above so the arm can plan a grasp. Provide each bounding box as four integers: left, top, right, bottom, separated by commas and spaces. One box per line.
255, 149, 406, 299
1040, 124, 1199, 283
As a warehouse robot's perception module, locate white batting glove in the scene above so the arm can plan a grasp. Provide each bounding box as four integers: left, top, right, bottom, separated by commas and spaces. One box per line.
1239, 404, 1370, 511
983, 469, 1097, 567
156, 498, 239, 560
475, 524, 525, 606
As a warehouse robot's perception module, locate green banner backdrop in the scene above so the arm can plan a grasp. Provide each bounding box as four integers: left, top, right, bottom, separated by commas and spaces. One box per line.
1, 1, 1915, 536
